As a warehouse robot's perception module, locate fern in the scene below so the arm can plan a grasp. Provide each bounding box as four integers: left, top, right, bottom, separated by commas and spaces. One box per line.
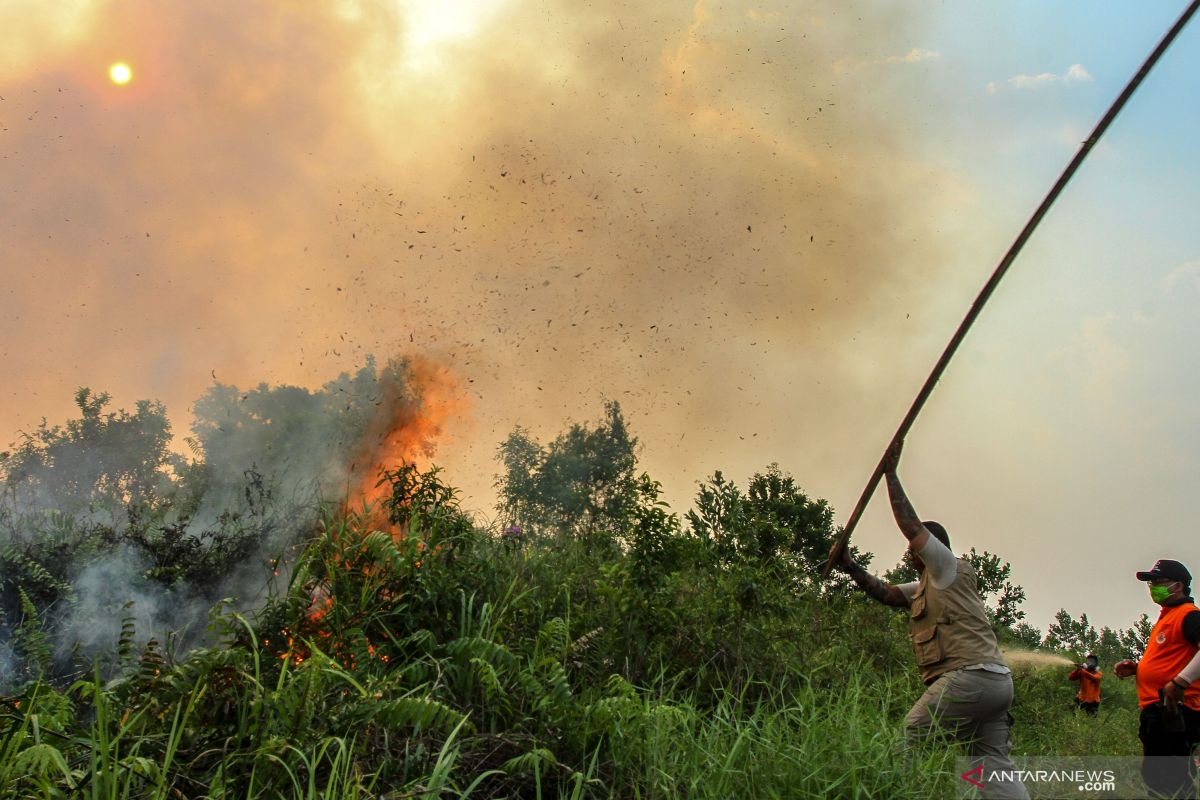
468, 657, 507, 708
537, 660, 573, 710
536, 617, 570, 660
116, 601, 137, 670
12, 742, 75, 789
276, 659, 325, 739
136, 638, 165, 685
603, 673, 637, 698
501, 746, 558, 777
0, 546, 71, 598
359, 529, 407, 568
395, 628, 436, 655
446, 636, 518, 671
364, 696, 472, 735
393, 658, 435, 689
12, 587, 52, 680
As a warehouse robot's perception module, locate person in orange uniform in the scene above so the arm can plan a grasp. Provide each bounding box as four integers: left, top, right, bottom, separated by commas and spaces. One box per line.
1115, 559, 1200, 799
1068, 654, 1102, 714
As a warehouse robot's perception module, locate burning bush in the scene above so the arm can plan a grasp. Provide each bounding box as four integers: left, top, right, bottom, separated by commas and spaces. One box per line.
0, 356, 464, 686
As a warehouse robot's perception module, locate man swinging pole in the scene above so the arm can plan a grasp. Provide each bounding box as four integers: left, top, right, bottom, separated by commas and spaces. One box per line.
831, 440, 1028, 799
819, 0, 1200, 582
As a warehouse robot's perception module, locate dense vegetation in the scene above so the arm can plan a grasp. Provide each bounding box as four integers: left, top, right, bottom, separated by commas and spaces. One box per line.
0, 367, 1157, 797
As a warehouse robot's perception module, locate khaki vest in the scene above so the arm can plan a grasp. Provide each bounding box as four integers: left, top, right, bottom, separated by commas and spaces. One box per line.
909, 557, 1006, 684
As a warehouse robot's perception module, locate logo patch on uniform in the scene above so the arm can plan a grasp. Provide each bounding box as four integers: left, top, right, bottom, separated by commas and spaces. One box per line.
1156, 633, 1167, 644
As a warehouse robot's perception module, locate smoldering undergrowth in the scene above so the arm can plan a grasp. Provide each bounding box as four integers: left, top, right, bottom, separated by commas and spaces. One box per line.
0, 356, 443, 686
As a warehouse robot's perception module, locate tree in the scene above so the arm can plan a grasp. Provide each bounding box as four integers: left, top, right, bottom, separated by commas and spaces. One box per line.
1007, 622, 1043, 650
0, 390, 186, 627
1095, 626, 1125, 667
190, 355, 438, 516
883, 559, 918, 585
684, 470, 744, 565
964, 548, 1027, 630
1043, 609, 1100, 658
493, 401, 639, 543
626, 473, 684, 591
1119, 613, 1153, 659
1, 388, 181, 524
685, 464, 870, 590
537, 401, 637, 541
494, 425, 542, 529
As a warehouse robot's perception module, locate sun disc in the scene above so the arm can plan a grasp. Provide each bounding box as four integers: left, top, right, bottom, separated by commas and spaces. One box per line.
109, 62, 132, 85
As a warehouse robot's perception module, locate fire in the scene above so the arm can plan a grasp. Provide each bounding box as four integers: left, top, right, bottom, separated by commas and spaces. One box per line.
343, 355, 466, 531
307, 584, 333, 625
269, 581, 395, 668
264, 356, 466, 670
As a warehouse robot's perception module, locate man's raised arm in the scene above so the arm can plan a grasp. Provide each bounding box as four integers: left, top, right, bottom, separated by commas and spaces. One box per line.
884, 440, 930, 551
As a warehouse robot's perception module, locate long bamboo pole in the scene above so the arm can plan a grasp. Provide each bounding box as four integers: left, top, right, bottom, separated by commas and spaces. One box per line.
821, 0, 1200, 580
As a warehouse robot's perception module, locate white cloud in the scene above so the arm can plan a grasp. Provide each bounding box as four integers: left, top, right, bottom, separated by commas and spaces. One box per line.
883, 47, 940, 64
1163, 259, 1200, 292
987, 63, 1093, 94
1049, 311, 1133, 383
837, 47, 940, 72
1009, 72, 1059, 90
1064, 63, 1092, 82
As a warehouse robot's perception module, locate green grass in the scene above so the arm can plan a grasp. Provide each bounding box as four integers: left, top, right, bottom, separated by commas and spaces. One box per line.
1009, 662, 1142, 757
0, 506, 1146, 799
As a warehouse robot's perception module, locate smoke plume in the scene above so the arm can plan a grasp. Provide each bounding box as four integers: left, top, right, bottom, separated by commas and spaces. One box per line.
0, 356, 457, 683
0, 0, 954, 514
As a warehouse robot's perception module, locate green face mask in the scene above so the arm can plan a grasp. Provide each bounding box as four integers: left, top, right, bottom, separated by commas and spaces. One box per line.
1150, 583, 1174, 604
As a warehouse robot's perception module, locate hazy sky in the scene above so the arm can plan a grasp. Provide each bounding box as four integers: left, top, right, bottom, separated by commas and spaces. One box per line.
2, 0, 1198, 634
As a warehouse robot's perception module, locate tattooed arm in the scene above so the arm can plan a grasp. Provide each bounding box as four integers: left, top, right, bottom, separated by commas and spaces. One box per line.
882, 440, 930, 551
830, 543, 910, 607
843, 560, 910, 607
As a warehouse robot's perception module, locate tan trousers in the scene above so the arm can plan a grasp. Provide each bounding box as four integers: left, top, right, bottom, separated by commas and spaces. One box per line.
905, 668, 1030, 799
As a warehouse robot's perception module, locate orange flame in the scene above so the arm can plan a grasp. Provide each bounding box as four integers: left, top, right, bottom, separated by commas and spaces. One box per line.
277, 355, 466, 670
343, 354, 466, 531
308, 584, 333, 625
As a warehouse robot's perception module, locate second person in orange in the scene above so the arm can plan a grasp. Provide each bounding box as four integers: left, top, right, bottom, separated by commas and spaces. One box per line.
1067, 653, 1102, 714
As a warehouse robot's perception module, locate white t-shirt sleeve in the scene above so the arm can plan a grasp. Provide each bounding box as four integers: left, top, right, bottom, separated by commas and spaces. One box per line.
897, 582, 919, 602
916, 531, 958, 589
1178, 648, 1200, 685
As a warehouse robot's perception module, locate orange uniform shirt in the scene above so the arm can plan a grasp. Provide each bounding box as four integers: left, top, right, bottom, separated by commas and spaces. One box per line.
1137, 600, 1200, 710
1068, 667, 1102, 703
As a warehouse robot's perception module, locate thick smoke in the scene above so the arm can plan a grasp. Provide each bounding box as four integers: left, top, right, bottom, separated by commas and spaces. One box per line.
60, 551, 212, 660
0, 357, 455, 683
0, 0, 954, 515
0, 641, 13, 687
